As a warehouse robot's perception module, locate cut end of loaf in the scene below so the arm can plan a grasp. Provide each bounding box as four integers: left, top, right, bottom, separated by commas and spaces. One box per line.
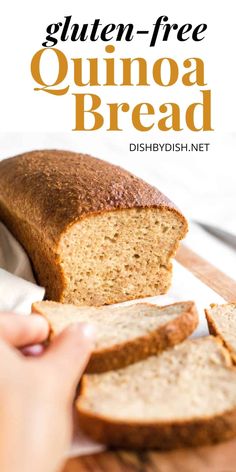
58, 207, 187, 305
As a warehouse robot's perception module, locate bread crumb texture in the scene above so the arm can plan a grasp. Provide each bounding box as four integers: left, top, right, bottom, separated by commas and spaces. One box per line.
78, 337, 233, 420
60, 208, 186, 305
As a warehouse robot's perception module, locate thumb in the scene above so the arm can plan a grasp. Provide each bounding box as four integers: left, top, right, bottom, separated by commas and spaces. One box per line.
42, 323, 95, 401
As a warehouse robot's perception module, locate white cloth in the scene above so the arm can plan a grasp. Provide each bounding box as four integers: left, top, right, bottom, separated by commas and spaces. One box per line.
0, 222, 225, 456
0, 223, 45, 314
0, 268, 45, 315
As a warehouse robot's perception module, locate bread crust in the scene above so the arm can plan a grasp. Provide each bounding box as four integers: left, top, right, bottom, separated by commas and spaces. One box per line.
0, 150, 188, 302
76, 403, 236, 449
33, 301, 198, 373
205, 304, 236, 363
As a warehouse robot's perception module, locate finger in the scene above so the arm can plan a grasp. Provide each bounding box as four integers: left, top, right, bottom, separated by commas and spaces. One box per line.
0, 337, 18, 361
42, 323, 95, 400
0, 313, 49, 347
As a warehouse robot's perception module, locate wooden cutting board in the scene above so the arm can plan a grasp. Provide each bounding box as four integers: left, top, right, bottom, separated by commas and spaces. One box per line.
63, 245, 236, 472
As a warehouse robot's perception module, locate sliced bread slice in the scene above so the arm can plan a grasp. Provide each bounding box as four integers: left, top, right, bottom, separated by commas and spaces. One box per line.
76, 336, 236, 449
205, 303, 236, 362
32, 300, 198, 373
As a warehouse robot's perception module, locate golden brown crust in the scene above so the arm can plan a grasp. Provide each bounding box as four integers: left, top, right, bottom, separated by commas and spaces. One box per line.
33, 301, 198, 373
205, 305, 236, 364
0, 150, 187, 241
76, 403, 236, 449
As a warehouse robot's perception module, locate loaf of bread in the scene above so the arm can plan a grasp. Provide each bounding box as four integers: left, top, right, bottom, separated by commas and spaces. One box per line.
77, 336, 236, 449
206, 303, 236, 362
0, 150, 187, 305
33, 300, 198, 373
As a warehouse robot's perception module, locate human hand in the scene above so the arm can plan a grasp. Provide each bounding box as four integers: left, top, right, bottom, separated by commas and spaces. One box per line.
0, 312, 94, 472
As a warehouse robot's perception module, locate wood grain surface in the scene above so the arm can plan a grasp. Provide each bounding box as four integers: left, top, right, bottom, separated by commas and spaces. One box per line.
63, 245, 236, 472
176, 245, 236, 302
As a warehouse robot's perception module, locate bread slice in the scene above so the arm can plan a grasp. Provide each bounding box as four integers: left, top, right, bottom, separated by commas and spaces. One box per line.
0, 150, 187, 305
33, 300, 198, 373
76, 336, 236, 449
205, 303, 236, 362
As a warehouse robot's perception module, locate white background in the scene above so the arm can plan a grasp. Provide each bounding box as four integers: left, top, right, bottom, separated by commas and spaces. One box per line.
0, 0, 236, 277
0, 0, 235, 132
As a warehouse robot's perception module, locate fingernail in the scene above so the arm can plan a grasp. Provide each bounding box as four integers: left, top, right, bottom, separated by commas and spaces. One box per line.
22, 344, 45, 357
68, 322, 96, 340
81, 323, 96, 339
